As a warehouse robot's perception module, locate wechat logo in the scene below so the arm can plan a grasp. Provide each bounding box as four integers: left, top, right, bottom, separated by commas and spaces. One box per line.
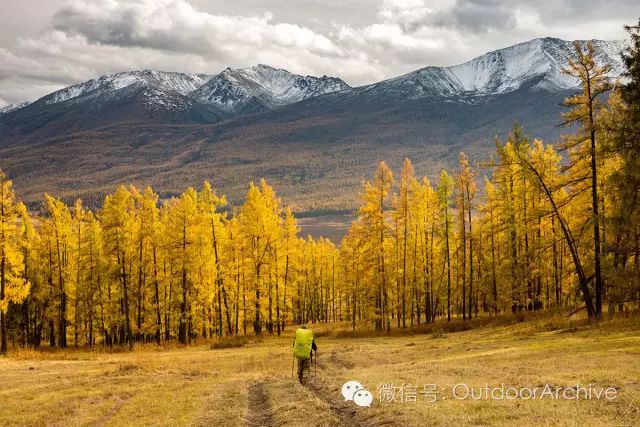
341, 380, 374, 407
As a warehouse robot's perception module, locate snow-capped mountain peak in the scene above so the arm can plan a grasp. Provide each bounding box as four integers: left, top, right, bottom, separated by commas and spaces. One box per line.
3, 66, 349, 118
361, 37, 625, 100
192, 65, 350, 112
40, 70, 213, 110
450, 37, 624, 94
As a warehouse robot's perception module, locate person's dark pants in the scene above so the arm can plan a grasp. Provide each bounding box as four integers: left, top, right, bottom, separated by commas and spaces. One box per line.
297, 357, 310, 384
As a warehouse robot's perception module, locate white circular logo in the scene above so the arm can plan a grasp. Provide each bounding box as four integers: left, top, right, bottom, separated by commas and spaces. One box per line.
341, 380, 364, 401
353, 389, 373, 407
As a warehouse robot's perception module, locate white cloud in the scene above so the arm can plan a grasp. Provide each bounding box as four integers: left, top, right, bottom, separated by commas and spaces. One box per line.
378, 0, 434, 27
52, 0, 344, 57
0, 0, 635, 104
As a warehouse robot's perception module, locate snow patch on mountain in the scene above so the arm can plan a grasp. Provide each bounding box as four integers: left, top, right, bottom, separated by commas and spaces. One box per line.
0, 101, 31, 114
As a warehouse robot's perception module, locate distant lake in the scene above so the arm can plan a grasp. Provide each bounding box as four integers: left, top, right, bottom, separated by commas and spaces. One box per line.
297, 213, 354, 244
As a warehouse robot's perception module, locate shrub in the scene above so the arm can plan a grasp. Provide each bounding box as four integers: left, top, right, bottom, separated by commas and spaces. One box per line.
211, 337, 249, 349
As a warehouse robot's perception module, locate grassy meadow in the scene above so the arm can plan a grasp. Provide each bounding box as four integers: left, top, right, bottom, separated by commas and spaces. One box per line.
1, 313, 639, 427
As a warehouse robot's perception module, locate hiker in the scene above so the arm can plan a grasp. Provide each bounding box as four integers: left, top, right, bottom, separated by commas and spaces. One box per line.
293, 324, 317, 384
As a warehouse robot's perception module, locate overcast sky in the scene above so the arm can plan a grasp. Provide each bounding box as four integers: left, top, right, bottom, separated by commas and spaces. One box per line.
1, 0, 638, 106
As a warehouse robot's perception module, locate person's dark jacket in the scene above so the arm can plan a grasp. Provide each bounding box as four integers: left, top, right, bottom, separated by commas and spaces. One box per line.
310, 340, 317, 362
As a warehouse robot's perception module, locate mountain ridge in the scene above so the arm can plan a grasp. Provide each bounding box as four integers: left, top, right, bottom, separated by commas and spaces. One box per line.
192, 64, 351, 113
0, 37, 628, 212
344, 38, 624, 101
1, 37, 625, 116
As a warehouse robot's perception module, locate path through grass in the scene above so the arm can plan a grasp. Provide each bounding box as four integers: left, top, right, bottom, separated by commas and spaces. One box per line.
1, 316, 638, 426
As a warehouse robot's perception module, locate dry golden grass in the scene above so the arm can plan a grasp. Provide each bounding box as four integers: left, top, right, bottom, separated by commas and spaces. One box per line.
1, 315, 639, 426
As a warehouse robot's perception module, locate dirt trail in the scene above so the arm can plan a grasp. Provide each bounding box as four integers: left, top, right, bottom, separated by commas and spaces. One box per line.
308, 379, 367, 427
243, 350, 390, 426
308, 351, 391, 427
243, 382, 275, 427
327, 350, 355, 369
91, 396, 130, 427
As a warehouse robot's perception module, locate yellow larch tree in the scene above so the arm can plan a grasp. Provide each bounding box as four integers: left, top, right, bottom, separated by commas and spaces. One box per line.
0, 170, 29, 354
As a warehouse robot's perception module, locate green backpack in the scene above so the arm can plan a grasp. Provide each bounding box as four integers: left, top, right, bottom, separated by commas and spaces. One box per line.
293, 328, 314, 360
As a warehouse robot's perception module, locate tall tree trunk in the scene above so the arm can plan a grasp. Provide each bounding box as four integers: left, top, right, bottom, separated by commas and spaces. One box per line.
55, 232, 67, 348
394, 218, 401, 329
635, 227, 640, 312
178, 261, 189, 344
490, 204, 498, 314
254, 261, 262, 335
75, 221, 81, 347
523, 176, 532, 311
552, 217, 560, 306
153, 246, 161, 345
332, 255, 336, 323
460, 196, 467, 321
164, 259, 171, 341
445, 204, 452, 321
179, 264, 188, 344
402, 197, 408, 328
590, 126, 604, 318
121, 254, 131, 346
275, 248, 281, 336
411, 223, 418, 327
137, 222, 144, 337
242, 269, 247, 336
508, 175, 519, 313
467, 189, 474, 319
517, 153, 596, 317
282, 252, 289, 332
235, 256, 241, 335
429, 216, 435, 322
268, 261, 273, 334
352, 255, 359, 331
0, 255, 7, 354
48, 242, 56, 347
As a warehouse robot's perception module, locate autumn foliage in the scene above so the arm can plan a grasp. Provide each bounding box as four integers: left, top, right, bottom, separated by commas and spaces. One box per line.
2, 38, 640, 352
